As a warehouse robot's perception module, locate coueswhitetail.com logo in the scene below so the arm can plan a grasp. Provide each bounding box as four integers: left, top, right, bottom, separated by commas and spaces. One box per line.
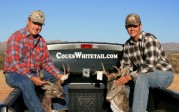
56, 52, 118, 59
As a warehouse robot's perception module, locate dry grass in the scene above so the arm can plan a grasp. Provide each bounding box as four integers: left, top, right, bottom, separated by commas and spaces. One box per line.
0, 71, 179, 102
167, 74, 179, 92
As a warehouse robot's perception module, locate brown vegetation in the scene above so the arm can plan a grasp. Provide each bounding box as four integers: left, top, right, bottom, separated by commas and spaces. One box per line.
0, 53, 5, 70
167, 53, 179, 73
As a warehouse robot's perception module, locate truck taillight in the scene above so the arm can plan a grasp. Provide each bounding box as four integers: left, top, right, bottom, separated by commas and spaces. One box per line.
81, 44, 93, 49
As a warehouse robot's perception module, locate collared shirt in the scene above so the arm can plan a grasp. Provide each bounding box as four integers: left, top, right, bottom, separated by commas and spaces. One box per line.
122, 31, 173, 78
3, 27, 60, 77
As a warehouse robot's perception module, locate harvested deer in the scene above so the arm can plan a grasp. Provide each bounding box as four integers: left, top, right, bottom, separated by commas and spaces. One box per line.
92, 63, 129, 112
38, 64, 70, 112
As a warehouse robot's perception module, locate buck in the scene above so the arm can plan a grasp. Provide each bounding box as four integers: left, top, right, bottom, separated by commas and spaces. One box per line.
93, 63, 129, 112
38, 64, 70, 112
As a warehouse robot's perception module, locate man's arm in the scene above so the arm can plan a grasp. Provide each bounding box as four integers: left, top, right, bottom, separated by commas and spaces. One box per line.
40, 39, 62, 78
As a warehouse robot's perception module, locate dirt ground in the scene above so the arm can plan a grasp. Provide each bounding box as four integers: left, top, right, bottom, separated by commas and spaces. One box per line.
0, 70, 179, 102
167, 73, 179, 92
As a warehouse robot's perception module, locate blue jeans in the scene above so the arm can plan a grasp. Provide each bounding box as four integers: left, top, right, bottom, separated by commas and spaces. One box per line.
129, 70, 174, 112
5, 70, 69, 112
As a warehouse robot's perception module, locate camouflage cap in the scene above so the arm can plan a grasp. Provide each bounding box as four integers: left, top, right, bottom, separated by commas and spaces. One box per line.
29, 10, 45, 25
125, 13, 141, 26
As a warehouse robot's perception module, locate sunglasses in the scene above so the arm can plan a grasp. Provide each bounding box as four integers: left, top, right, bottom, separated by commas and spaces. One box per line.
126, 24, 140, 29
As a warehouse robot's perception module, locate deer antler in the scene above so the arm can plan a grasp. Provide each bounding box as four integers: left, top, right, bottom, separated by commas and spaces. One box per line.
62, 63, 66, 75
61, 63, 70, 81
66, 63, 70, 74
112, 61, 129, 77
61, 63, 70, 75
92, 62, 109, 79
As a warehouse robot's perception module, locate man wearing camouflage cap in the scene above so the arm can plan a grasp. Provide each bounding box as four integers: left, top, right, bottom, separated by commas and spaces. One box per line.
4, 10, 69, 112
114, 13, 174, 112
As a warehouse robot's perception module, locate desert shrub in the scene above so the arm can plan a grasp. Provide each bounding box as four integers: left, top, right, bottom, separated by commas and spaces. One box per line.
0, 53, 5, 70
166, 53, 179, 74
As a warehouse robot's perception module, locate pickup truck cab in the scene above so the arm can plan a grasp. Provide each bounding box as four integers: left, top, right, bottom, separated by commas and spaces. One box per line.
1, 41, 179, 112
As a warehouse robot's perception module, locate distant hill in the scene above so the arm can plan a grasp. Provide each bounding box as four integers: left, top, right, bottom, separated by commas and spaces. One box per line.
161, 42, 179, 52
46, 40, 64, 44
1, 41, 179, 53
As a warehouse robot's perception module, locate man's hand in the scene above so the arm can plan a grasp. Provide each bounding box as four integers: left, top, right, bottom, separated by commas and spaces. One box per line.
115, 75, 132, 85
30, 76, 46, 86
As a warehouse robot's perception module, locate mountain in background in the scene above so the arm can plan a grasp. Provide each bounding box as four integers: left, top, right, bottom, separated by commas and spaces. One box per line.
161, 42, 179, 52
1, 41, 179, 53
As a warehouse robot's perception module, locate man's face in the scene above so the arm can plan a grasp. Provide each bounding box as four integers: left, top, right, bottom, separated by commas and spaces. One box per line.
126, 24, 142, 41
27, 19, 43, 36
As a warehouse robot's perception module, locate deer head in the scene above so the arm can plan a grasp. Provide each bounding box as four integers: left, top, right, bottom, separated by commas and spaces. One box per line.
39, 63, 70, 98
38, 63, 70, 112
106, 63, 129, 101
92, 62, 129, 112
41, 80, 65, 99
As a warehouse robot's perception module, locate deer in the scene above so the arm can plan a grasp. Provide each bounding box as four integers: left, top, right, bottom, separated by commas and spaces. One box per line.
37, 63, 70, 112
92, 62, 129, 112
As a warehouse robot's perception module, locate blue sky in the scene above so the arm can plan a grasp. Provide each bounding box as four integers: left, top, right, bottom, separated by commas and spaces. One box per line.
0, 0, 178, 44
